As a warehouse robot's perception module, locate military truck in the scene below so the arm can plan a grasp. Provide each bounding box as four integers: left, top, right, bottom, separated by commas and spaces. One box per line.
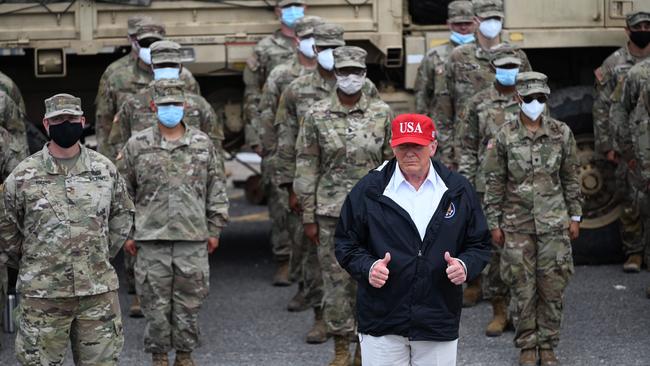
0, 0, 646, 262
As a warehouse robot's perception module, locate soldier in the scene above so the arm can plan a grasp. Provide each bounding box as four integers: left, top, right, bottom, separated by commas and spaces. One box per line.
413, 0, 475, 116
96, 19, 200, 159
294, 46, 393, 366
483, 72, 583, 366
434, 0, 531, 171
457, 51, 523, 336
243, 0, 306, 149
606, 12, 650, 273
117, 82, 229, 366
0, 89, 29, 157
0, 93, 134, 365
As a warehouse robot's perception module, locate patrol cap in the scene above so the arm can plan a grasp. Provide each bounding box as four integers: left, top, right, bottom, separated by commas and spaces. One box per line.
333, 46, 367, 69
295, 16, 325, 39
473, 0, 504, 19
516, 72, 550, 96
490, 44, 522, 67
44, 93, 83, 119
152, 79, 185, 105
313, 23, 345, 47
391, 114, 437, 147
134, 19, 166, 41
127, 15, 153, 36
448, 1, 474, 23
277, 0, 306, 7
151, 40, 181, 65
626, 11, 650, 27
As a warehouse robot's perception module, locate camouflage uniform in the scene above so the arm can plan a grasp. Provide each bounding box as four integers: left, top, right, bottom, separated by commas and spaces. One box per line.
117, 83, 229, 354
0, 89, 29, 160
294, 47, 394, 337
413, 0, 474, 115
0, 94, 134, 365
0, 70, 26, 113
457, 54, 523, 301
483, 73, 583, 350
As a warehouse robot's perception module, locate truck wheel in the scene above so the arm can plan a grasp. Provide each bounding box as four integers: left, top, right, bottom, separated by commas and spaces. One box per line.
408, 0, 453, 25
548, 86, 624, 264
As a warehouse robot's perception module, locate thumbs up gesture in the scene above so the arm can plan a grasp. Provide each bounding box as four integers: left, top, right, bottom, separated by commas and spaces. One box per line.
369, 252, 391, 288
445, 251, 466, 285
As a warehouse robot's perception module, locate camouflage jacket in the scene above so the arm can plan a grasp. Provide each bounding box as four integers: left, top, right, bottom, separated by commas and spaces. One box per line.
627, 86, 650, 189
413, 41, 458, 115
593, 45, 643, 154
457, 85, 520, 193
96, 62, 200, 157
243, 30, 296, 146
95, 53, 137, 112
118, 125, 229, 241
483, 115, 583, 234
0, 126, 21, 180
0, 144, 134, 298
109, 85, 224, 160
610, 58, 650, 160
0, 90, 28, 157
294, 92, 393, 223
273, 72, 379, 188
0, 70, 26, 113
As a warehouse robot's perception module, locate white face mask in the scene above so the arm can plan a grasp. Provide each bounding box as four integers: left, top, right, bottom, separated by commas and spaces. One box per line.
317, 48, 335, 71
479, 19, 502, 39
299, 38, 316, 59
139, 47, 152, 65
336, 73, 366, 95
521, 99, 545, 121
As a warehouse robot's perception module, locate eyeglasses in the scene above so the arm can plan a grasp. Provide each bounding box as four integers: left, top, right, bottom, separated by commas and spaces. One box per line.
522, 95, 547, 104
138, 38, 159, 48
334, 68, 366, 76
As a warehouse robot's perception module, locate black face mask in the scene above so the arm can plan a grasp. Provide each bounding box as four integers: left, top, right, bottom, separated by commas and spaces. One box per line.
630, 30, 650, 49
48, 120, 83, 148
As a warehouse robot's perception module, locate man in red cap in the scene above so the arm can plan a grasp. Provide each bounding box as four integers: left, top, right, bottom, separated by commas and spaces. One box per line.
335, 113, 491, 365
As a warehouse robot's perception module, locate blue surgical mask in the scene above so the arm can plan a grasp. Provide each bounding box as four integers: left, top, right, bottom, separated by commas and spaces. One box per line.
450, 31, 475, 45
157, 105, 184, 128
317, 48, 334, 71
139, 47, 152, 65
281, 6, 305, 28
153, 67, 181, 80
495, 67, 519, 86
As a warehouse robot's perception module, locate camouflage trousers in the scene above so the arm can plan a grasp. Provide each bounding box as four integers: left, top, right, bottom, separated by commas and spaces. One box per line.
288, 211, 323, 309
0, 263, 6, 345
317, 216, 357, 337
135, 241, 209, 354
500, 230, 574, 350
263, 160, 291, 263
479, 195, 508, 299
15, 291, 123, 366
617, 165, 645, 258
123, 251, 136, 293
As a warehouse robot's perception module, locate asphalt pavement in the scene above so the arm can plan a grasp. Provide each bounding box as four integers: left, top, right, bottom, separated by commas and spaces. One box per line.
1, 189, 650, 365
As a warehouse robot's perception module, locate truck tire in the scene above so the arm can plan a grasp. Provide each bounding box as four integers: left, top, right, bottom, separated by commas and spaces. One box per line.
548, 86, 624, 264
409, 0, 453, 25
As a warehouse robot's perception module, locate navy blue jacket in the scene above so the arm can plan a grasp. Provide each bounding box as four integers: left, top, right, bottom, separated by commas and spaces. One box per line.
335, 158, 491, 341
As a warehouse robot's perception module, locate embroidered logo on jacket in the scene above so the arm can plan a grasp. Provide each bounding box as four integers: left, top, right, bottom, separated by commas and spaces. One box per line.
445, 202, 456, 219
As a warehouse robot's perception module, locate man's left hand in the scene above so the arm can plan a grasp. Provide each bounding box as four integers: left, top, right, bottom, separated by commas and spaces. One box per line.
208, 237, 219, 254
569, 221, 580, 241
444, 251, 466, 285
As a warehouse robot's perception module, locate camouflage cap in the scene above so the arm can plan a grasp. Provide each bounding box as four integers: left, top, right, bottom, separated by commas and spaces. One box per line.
313, 23, 345, 47
473, 0, 504, 19
334, 46, 367, 69
152, 79, 185, 105
448, 1, 474, 23
277, 0, 306, 7
135, 19, 166, 41
127, 15, 153, 36
151, 40, 181, 65
44, 93, 83, 119
490, 44, 522, 67
516, 71, 550, 96
295, 16, 326, 39
626, 11, 650, 26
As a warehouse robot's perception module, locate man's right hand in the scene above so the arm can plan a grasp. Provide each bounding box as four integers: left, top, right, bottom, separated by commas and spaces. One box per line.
124, 240, 137, 256
288, 191, 302, 214
491, 228, 504, 247
369, 252, 391, 288
606, 150, 619, 163
304, 223, 319, 245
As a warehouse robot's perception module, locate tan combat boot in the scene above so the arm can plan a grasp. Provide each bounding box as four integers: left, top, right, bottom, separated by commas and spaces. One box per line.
485, 296, 508, 337
129, 295, 144, 318
328, 335, 351, 366
519, 348, 538, 366
352, 342, 361, 366
152, 353, 169, 366
463, 278, 482, 307
173, 351, 195, 366
306, 307, 328, 344
623, 254, 642, 273
539, 348, 559, 366
273, 260, 291, 286
287, 290, 308, 312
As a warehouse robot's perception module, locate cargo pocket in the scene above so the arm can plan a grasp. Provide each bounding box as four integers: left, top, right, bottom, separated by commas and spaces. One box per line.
14, 302, 42, 366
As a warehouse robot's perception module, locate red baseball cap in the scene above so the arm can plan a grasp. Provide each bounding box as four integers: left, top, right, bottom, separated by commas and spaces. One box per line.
390, 113, 437, 147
